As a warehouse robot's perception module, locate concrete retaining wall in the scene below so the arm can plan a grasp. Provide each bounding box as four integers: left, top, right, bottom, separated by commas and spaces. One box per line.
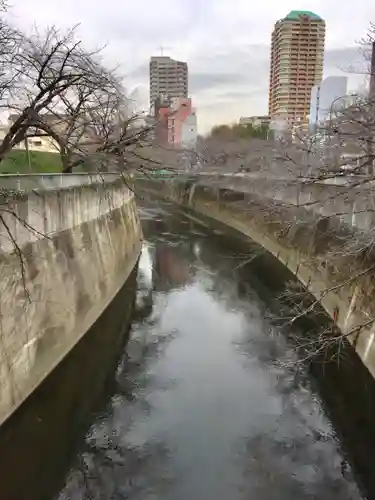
192, 174, 375, 232
137, 178, 375, 381
0, 172, 122, 191
0, 178, 142, 425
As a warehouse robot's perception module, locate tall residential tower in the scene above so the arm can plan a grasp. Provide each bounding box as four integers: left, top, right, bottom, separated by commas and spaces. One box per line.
268, 10, 325, 129
149, 56, 188, 112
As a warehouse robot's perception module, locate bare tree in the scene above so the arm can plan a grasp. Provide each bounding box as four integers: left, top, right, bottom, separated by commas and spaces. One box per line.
261, 37, 375, 358
0, 21, 22, 108
0, 23, 153, 174
184, 24, 375, 361
197, 135, 276, 173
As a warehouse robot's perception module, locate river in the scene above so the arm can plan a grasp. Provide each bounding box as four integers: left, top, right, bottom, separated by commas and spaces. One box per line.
0, 200, 371, 499
56, 201, 363, 500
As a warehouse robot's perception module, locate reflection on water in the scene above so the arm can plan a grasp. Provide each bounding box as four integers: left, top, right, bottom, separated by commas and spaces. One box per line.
154, 244, 191, 290
138, 244, 153, 288
55, 201, 363, 500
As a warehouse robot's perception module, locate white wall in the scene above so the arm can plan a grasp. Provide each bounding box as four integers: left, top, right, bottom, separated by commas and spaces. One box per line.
309, 76, 348, 131
181, 112, 197, 148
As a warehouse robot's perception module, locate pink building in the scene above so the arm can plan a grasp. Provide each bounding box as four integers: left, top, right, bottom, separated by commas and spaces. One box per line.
156, 98, 197, 148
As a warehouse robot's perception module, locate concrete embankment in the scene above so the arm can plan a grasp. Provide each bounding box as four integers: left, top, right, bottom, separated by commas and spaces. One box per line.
137, 177, 375, 380
188, 173, 375, 231
0, 177, 142, 425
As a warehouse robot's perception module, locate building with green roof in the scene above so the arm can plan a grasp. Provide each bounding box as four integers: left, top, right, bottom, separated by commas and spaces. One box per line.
268, 10, 325, 132
284, 10, 323, 21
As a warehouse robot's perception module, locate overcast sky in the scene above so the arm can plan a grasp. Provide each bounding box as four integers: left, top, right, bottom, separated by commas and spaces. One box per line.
6, 0, 375, 132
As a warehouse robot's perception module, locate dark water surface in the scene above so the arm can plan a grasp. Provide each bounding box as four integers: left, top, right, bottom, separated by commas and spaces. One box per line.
0, 201, 371, 500
55, 201, 362, 500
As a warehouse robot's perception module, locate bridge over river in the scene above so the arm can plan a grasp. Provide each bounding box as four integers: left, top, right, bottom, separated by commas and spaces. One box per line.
0, 173, 375, 500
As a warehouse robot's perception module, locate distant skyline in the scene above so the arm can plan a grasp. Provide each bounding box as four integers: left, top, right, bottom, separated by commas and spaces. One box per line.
6, 0, 375, 132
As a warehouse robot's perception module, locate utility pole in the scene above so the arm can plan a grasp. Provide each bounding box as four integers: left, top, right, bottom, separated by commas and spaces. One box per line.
24, 135, 31, 171
368, 42, 375, 175
309, 83, 320, 172
369, 41, 375, 99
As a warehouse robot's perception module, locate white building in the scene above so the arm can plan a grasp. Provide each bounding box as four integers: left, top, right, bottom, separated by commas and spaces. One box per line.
181, 111, 197, 149
309, 76, 348, 132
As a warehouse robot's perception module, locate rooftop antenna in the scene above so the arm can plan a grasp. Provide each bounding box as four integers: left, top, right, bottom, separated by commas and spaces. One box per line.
157, 45, 171, 56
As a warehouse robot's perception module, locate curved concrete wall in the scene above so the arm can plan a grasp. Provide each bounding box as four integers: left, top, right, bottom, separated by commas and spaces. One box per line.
0, 179, 142, 425
137, 178, 375, 381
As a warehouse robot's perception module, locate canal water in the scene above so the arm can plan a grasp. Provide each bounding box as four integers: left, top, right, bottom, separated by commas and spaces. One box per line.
56, 201, 362, 500
0, 200, 372, 499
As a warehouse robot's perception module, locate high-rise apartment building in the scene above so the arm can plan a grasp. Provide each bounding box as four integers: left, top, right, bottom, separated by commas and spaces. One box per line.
149, 56, 188, 112
268, 10, 325, 129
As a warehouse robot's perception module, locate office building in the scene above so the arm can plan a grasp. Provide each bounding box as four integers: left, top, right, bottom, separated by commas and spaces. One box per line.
309, 76, 348, 133
268, 10, 326, 129
149, 56, 188, 112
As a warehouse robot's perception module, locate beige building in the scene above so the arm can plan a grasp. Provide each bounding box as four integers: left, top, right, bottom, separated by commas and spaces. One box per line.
268, 10, 325, 129
0, 124, 58, 153
239, 115, 270, 127
149, 56, 188, 112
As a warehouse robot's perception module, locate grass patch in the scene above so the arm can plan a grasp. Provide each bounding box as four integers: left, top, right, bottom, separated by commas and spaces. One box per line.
0, 149, 62, 173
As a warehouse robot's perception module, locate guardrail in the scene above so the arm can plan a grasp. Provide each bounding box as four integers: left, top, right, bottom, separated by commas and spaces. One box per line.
2, 170, 373, 193
0, 172, 121, 191
174, 170, 375, 188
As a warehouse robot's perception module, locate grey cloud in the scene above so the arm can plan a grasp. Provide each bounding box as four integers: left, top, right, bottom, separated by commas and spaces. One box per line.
190, 46, 364, 100
324, 46, 365, 73
128, 63, 149, 80
191, 45, 269, 72
127, 45, 270, 97
190, 73, 249, 93
188, 44, 270, 95
191, 45, 367, 129
217, 88, 266, 100
97, 17, 192, 45
7, 0, 375, 133
127, 44, 365, 131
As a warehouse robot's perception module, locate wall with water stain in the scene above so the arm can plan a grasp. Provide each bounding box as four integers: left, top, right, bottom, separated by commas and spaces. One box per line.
137, 177, 375, 382
0, 179, 142, 426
